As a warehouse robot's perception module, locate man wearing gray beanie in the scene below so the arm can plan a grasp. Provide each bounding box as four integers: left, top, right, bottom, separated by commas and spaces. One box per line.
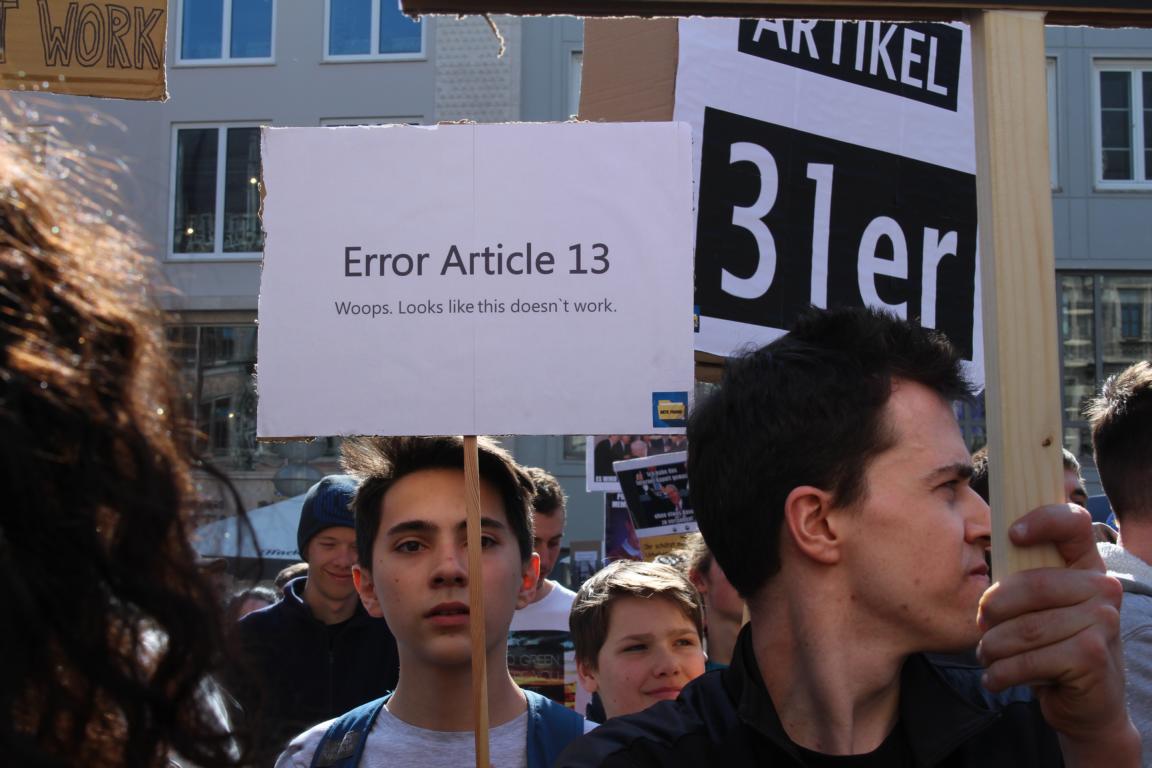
234, 475, 399, 764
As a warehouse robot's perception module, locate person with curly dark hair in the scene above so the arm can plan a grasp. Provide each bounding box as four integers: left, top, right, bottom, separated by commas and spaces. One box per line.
0, 127, 252, 768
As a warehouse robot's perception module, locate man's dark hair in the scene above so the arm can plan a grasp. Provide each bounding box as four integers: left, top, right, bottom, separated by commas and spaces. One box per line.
341, 436, 535, 567
524, 466, 566, 517
1086, 360, 1152, 522
687, 306, 973, 598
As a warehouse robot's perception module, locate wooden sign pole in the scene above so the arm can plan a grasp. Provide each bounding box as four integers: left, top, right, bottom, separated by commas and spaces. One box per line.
968, 10, 1064, 575
463, 436, 491, 768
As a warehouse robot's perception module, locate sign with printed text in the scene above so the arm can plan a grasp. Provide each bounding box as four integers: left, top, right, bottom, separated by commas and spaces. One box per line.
258, 122, 695, 438
0, 0, 166, 100
676, 18, 984, 389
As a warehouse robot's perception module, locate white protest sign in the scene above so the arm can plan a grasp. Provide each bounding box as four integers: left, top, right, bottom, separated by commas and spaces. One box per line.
676, 18, 984, 389
258, 122, 695, 438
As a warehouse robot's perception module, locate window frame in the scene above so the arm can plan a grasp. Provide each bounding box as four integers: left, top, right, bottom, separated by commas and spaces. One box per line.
168, 122, 267, 262
175, 0, 276, 66
322, 0, 427, 63
1092, 59, 1152, 190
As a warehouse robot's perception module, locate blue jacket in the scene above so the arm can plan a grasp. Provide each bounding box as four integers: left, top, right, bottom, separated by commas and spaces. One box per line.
234, 577, 400, 761
308, 689, 586, 768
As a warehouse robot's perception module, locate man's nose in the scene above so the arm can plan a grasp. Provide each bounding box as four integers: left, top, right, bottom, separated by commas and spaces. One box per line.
432, 545, 468, 586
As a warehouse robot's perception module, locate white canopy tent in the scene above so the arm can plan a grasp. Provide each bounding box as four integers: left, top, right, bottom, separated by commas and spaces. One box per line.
192, 494, 305, 561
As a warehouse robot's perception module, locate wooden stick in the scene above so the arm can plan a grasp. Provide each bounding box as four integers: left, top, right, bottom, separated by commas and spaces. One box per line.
463, 435, 490, 768
969, 10, 1064, 577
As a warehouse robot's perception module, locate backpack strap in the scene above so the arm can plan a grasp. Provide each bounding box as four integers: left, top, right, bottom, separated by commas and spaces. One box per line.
523, 689, 587, 768
309, 696, 388, 768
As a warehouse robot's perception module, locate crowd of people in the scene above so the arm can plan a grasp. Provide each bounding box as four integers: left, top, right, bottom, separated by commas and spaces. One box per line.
2, 128, 1150, 768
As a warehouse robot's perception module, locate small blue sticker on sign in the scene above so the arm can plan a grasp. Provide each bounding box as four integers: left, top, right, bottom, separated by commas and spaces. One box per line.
693, 305, 700, 333
652, 391, 689, 428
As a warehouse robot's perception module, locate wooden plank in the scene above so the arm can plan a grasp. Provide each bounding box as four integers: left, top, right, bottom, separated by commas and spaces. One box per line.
462, 436, 490, 768
968, 10, 1064, 576
402, 0, 1152, 27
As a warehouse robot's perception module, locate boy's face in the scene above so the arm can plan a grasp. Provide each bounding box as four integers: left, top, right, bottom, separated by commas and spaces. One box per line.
304, 526, 358, 602
532, 508, 565, 585
353, 467, 538, 668
577, 595, 705, 720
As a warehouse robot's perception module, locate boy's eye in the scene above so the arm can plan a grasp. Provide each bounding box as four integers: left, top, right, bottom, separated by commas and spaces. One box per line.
480, 535, 497, 548
395, 540, 423, 553
675, 637, 700, 648
622, 644, 647, 653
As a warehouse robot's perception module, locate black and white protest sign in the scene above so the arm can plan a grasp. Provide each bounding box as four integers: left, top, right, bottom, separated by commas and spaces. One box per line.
676, 18, 984, 387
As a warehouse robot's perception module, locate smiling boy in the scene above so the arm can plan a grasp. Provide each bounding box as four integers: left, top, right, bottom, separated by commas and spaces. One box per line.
275, 436, 586, 768
570, 560, 706, 721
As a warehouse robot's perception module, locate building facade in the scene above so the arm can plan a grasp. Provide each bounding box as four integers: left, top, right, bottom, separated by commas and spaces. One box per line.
5, 12, 1152, 537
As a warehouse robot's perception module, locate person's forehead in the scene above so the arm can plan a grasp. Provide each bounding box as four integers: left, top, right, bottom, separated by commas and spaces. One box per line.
381, 467, 509, 529
533, 508, 565, 537
312, 525, 355, 542
605, 595, 695, 637
876, 380, 969, 466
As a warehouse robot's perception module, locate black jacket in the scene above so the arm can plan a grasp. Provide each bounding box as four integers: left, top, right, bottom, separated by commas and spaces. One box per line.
556, 627, 1063, 767
232, 577, 400, 762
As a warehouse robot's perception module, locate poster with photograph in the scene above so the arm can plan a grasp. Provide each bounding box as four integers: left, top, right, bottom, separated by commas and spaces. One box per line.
614, 451, 696, 561
586, 434, 690, 491
604, 493, 643, 563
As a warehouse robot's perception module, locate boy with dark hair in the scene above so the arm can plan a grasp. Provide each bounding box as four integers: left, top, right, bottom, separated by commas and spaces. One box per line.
559, 306, 1139, 767
1085, 360, 1152, 763
571, 560, 705, 721
276, 436, 586, 768
508, 466, 583, 711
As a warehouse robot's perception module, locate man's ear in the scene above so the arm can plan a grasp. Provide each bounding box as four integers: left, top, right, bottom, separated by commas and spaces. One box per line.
576, 658, 599, 695
516, 553, 541, 609
782, 485, 842, 566
353, 564, 385, 618
689, 569, 708, 596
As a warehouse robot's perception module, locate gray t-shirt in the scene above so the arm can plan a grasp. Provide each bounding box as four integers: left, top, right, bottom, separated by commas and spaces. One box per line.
274, 705, 529, 768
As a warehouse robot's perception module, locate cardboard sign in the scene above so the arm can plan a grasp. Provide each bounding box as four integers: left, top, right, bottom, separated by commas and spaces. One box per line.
676, 18, 984, 390
0, 0, 166, 100
258, 122, 695, 438
399, 0, 1152, 27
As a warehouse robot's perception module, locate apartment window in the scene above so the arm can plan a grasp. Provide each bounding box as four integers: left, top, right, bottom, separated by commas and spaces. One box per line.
1059, 273, 1152, 461
326, 0, 424, 59
1095, 61, 1152, 186
172, 125, 264, 259
167, 323, 259, 465
179, 0, 273, 62
567, 51, 584, 119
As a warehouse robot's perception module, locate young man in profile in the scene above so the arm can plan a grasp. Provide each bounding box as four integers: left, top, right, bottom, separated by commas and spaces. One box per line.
559, 306, 1139, 767
1086, 360, 1152, 763
276, 437, 586, 768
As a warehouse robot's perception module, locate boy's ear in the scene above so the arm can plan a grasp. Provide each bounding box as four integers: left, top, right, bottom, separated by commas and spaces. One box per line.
515, 553, 541, 610
353, 564, 385, 618
576, 658, 599, 695
782, 485, 842, 566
